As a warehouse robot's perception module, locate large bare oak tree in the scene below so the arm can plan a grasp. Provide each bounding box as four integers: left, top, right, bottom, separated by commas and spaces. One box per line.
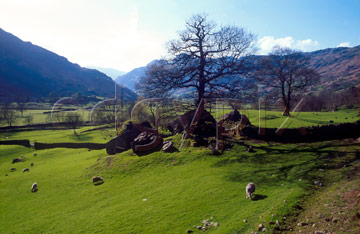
136, 14, 257, 104
255, 47, 320, 116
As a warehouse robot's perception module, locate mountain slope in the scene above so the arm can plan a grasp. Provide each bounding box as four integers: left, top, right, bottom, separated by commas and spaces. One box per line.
306, 45, 360, 92
115, 66, 147, 91
86, 66, 125, 80
0, 28, 137, 102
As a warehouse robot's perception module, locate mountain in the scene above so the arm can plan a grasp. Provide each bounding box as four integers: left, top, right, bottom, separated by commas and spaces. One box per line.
0, 28, 137, 102
306, 45, 360, 92
115, 66, 147, 91
86, 66, 126, 80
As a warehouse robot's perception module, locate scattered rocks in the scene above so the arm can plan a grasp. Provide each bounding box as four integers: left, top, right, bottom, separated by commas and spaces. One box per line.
193, 217, 219, 232
10, 168, 16, 172
297, 222, 308, 226
162, 141, 176, 152
258, 224, 264, 231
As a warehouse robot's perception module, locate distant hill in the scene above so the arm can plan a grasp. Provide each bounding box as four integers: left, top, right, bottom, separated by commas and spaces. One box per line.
86, 66, 126, 80
0, 28, 137, 102
306, 45, 360, 92
115, 66, 147, 91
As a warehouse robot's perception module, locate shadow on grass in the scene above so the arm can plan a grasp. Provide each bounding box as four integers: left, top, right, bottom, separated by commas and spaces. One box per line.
214, 140, 360, 188
252, 194, 268, 201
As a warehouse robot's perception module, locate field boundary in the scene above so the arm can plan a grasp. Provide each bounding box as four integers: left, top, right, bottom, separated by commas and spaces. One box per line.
34, 142, 105, 150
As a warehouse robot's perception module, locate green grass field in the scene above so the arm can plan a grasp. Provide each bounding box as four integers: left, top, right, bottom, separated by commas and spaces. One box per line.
1, 129, 359, 233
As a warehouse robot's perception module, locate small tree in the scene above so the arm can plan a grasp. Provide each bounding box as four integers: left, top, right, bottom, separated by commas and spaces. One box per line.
255, 47, 320, 116
23, 115, 34, 126
0, 103, 17, 127
64, 112, 82, 135
136, 13, 257, 105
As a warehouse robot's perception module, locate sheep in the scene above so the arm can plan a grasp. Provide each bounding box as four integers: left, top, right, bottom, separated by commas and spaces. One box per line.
23, 168, 30, 173
31, 183, 38, 192
246, 182, 255, 200
92, 176, 104, 185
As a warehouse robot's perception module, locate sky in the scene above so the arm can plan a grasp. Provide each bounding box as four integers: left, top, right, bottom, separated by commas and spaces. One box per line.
0, 0, 360, 72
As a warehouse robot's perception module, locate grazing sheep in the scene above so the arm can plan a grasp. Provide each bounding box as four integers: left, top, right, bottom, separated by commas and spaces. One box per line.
246, 182, 256, 200
23, 168, 30, 173
31, 163, 34, 167
31, 183, 38, 192
10, 168, 16, 172
92, 176, 104, 185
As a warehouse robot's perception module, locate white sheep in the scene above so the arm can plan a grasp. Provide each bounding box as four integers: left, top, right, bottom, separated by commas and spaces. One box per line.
246, 182, 255, 200
31, 183, 38, 192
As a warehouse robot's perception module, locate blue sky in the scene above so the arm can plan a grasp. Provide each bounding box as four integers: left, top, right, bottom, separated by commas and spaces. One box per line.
0, 0, 359, 72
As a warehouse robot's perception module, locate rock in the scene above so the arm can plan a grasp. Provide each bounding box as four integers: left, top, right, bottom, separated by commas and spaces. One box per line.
5, 174, 8, 176
247, 146, 255, 152
332, 218, 338, 223
10, 168, 16, 172
131, 131, 163, 153
211, 148, 221, 156
324, 218, 331, 222
243, 219, 248, 223
210, 222, 218, 227
315, 231, 324, 234
31, 163, 34, 167
258, 224, 264, 231
319, 169, 324, 172
297, 222, 308, 226
269, 221, 275, 225
105, 121, 142, 155
162, 141, 176, 152
196, 226, 202, 230
92, 176, 104, 185
22, 168, 29, 172
167, 109, 217, 138
12, 158, 21, 164
33, 153, 37, 156
186, 229, 193, 233
275, 220, 280, 226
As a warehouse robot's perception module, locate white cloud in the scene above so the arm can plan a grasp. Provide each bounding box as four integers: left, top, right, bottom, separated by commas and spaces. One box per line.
257, 36, 320, 54
336, 42, 351, 47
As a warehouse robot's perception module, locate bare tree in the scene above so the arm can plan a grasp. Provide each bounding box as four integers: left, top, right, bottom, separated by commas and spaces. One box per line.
0, 103, 17, 127
255, 47, 320, 116
64, 112, 82, 135
136, 13, 257, 105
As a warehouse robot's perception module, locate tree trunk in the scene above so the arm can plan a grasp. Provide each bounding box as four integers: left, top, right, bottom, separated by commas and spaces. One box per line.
282, 105, 291, 116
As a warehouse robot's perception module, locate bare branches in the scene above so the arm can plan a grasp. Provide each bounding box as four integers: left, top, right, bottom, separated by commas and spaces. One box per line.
254, 47, 320, 115
136, 13, 257, 104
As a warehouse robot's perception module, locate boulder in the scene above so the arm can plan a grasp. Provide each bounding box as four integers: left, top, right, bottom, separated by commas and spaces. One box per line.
162, 141, 176, 152
222, 109, 251, 126
131, 132, 163, 153
167, 109, 217, 140
12, 158, 21, 164
105, 121, 141, 155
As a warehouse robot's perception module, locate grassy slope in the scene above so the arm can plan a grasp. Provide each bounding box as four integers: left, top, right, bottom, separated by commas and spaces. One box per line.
1, 131, 359, 233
